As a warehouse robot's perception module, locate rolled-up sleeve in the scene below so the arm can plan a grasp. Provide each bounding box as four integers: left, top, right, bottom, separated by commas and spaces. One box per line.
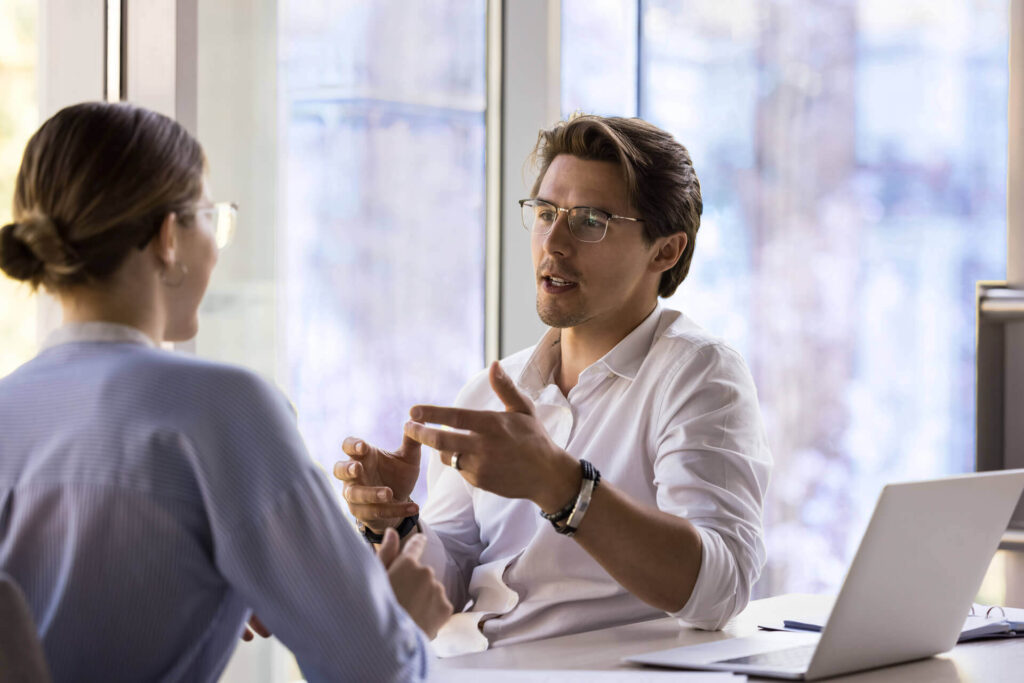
651, 344, 772, 630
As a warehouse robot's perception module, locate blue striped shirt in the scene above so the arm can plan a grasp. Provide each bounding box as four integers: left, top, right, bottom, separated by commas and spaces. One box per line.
0, 323, 428, 682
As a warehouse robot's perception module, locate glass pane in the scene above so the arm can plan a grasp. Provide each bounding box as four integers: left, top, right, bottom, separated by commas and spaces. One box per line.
0, 0, 38, 377
565, 0, 1008, 597
195, 1, 486, 507
280, 2, 486, 502
194, 3, 486, 676
561, 0, 638, 117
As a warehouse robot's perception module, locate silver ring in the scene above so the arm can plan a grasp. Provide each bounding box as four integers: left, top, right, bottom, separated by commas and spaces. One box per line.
450, 453, 461, 471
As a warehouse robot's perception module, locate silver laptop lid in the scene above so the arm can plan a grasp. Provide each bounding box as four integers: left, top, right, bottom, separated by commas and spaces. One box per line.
806, 469, 1024, 680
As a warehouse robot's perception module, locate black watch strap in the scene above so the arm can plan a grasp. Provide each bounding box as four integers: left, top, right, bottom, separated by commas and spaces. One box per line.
360, 513, 419, 544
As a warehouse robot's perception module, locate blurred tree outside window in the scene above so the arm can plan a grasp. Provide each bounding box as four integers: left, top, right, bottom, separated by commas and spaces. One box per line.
564, 0, 1007, 597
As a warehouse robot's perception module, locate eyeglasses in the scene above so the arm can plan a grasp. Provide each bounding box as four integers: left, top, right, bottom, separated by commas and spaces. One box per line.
519, 198, 643, 243
194, 201, 238, 250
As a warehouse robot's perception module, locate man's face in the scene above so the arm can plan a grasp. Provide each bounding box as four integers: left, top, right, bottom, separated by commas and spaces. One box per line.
531, 154, 664, 336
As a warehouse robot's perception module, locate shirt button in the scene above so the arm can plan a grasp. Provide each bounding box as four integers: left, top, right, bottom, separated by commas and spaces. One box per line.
404, 633, 418, 656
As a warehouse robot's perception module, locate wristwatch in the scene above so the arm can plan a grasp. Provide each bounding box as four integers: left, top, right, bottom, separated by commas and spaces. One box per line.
359, 513, 419, 544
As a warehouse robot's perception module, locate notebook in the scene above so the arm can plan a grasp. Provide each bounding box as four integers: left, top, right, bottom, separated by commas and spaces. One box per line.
763, 602, 1024, 643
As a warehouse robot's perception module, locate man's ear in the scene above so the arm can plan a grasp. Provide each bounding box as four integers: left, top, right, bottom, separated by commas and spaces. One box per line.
151, 212, 178, 268
650, 232, 687, 274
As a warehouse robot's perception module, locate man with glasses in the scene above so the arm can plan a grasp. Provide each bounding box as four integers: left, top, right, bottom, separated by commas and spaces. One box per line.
335, 114, 771, 656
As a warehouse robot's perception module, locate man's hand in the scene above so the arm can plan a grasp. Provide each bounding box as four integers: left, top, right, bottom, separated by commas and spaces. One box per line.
333, 435, 421, 533
403, 362, 581, 513
378, 528, 453, 640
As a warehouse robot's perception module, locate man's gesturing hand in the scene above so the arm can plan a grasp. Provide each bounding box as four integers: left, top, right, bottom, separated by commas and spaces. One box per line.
333, 435, 421, 533
378, 528, 453, 640
403, 362, 581, 513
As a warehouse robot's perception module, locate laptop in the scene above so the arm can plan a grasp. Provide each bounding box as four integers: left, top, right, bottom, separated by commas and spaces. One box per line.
627, 469, 1024, 680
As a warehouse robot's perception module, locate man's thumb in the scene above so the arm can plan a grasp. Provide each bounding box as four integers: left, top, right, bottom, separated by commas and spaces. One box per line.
488, 361, 533, 414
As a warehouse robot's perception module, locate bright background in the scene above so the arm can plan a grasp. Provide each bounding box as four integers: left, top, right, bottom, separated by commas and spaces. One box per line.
0, 4, 1015, 662
562, 0, 1008, 598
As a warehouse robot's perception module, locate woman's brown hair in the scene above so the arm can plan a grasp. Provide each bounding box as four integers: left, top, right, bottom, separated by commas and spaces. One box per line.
530, 114, 703, 297
0, 101, 205, 292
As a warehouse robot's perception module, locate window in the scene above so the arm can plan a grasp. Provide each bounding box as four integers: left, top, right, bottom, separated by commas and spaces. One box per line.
563, 0, 1008, 596
0, 0, 38, 376
193, 1, 487, 504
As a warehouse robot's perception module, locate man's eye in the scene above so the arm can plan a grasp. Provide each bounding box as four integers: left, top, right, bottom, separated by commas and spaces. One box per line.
538, 210, 557, 221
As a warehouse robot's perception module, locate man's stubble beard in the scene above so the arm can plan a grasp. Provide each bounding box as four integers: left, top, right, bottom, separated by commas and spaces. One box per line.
536, 293, 588, 328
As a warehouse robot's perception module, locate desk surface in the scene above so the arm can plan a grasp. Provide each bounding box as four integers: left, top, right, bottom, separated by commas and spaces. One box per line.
434, 594, 1024, 682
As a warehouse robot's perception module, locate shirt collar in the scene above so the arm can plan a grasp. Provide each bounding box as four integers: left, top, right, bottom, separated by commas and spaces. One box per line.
517, 304, 664, 396
594, 304, 663, 381
42, 322, 158, 351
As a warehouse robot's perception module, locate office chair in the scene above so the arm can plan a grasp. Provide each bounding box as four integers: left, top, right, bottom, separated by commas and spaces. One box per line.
0, 572, 52, 683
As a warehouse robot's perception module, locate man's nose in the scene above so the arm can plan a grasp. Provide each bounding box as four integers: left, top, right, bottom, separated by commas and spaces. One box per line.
543, 210, 574, 254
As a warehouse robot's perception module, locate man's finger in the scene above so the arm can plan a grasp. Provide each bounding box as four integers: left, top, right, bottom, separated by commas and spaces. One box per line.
377, 527, 400, 567
403, 421, 476, 453
489, 361, 534, 415
332, 460, 362, 482
343, 485, 394, 504
438, 450, 473, 474
341, 436, 373, 459
398, 433, 422, 467
410, 405, 491, 433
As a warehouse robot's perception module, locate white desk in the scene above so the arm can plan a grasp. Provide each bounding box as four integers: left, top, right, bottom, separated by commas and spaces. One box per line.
434, 594, 1024, 681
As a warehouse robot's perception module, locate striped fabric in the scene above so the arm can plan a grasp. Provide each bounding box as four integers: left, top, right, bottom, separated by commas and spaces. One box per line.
0, 323, 428, 682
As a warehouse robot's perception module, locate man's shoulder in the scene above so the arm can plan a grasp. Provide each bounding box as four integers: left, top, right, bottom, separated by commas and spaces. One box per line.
650, 308, 750, 374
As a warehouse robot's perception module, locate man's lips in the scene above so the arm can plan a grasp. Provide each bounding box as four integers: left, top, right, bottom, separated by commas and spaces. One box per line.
541, 275, 579, 293
544, 275, 576, 287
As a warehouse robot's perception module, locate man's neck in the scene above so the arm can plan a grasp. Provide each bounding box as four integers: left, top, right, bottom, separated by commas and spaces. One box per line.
555, 302, 657, 395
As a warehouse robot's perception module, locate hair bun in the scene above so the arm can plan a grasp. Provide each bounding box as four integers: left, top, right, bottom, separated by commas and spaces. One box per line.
0, 221, 45, 282
0, 215, 82, 285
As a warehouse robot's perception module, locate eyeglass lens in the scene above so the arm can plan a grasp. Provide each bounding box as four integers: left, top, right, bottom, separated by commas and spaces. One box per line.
521, 201, 607, 243
213, 204, 237, 250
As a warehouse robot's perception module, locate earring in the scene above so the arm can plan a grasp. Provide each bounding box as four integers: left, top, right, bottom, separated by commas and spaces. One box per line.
161, 262, 189, 288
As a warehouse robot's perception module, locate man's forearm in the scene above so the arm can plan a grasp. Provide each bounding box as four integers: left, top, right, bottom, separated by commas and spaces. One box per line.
563, 481, 703, 613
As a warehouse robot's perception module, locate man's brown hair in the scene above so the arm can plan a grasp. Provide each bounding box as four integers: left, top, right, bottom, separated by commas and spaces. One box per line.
0, 102, 204, 292
530, 114, 702, 297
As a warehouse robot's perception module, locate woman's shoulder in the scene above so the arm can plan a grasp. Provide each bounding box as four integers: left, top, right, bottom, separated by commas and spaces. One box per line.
109, 346, 291, 417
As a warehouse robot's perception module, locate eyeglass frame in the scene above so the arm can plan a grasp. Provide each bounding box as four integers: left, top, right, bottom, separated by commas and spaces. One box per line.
135, 201, 238, 251
194, 201, 238, 250
518, 198, 644, 243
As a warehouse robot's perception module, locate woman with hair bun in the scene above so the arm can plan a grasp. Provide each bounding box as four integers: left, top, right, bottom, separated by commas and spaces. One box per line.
0, 102, 448, 682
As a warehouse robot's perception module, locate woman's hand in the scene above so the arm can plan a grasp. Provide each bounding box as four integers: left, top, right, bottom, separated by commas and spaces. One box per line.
377, 528, 453, 640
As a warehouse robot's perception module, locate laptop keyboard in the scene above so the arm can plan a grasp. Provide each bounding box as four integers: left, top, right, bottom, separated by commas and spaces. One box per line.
718, 643, 817, 669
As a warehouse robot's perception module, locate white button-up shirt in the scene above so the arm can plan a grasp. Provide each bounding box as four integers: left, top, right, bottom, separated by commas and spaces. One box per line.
419, 306, 772, 657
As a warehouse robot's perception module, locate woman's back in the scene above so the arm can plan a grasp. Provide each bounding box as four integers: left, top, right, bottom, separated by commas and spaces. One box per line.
0, 324, 428, 682
0, 324, 282, 679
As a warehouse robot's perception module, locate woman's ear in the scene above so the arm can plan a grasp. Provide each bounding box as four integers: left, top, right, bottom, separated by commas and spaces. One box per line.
151, 212, 178, 268
650, 232, 687, 274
